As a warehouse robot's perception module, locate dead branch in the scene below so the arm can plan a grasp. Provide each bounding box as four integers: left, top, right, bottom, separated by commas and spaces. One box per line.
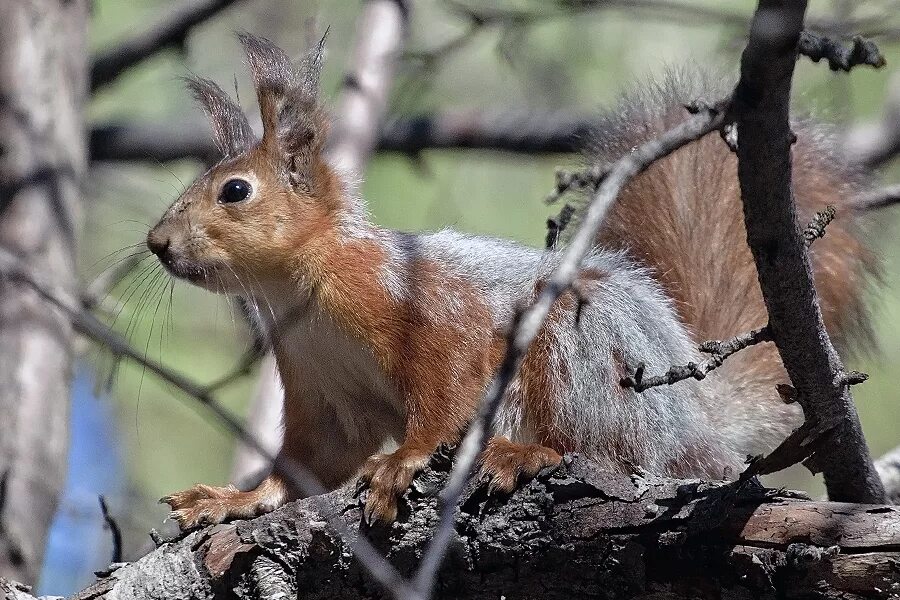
91, 0, 245, 92
89, 110, 593, 164
621, 326, 773, 392
731, 0, 884, 503
798, 31, 886, 71
98, 496, 123, 565
10, 455, 900, 600
326, 0, 410, 175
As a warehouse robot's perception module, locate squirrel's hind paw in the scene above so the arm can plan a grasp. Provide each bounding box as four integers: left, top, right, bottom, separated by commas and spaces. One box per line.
161, 476, 286, 530
478, 437, 562, 494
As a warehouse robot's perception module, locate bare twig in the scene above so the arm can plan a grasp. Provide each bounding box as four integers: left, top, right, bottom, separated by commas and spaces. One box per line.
731, 0, 884, 503
798, 31, 886, 71
97, 496, 123, 564
621, 326, 773, 392
0, 246, 414, 599
91, 0, 245, 92
412, 99, 729, 598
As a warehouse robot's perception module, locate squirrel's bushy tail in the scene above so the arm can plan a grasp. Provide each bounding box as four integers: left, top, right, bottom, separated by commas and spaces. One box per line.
577, 71, 877, 455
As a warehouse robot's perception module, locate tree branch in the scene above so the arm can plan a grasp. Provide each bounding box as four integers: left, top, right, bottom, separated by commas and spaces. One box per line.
89, 104, 899, 167
731, 0, 884, 503
91, 0, 245, 92
621, 326, 773, 392
14, 455, 900, 599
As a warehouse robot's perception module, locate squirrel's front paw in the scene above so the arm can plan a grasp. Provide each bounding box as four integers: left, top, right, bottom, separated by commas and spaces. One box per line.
161, 476, 286, 530
358, 446, 431, 524
478, 436, 562, 494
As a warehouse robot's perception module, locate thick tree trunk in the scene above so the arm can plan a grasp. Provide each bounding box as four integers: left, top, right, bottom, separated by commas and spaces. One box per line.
40, 455, 900, 600
0, 0, 88, 585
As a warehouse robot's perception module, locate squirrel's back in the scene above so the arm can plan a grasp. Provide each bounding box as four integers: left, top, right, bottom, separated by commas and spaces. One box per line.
583, 71, 876, 454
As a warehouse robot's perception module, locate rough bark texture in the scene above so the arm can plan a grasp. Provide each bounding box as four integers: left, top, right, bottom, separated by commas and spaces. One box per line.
733, 0, 884, 502
34, 454, 900, 600
0, 0, 88, 585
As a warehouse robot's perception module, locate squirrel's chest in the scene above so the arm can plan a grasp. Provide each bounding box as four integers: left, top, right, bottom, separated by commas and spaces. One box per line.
273, 310, 405, 440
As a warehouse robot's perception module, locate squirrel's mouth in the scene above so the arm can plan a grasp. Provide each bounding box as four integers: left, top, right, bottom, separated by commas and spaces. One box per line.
157, 254, 215, 287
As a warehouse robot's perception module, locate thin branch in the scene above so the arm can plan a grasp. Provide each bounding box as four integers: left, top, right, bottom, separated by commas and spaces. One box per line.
621, 201, 836, 394
731, 0, 884, 503
412, 98, 729, 598
0, 246, 414, 599
621, 326, 773, 392
97, 496, 123, 564
91, 0, 245, 92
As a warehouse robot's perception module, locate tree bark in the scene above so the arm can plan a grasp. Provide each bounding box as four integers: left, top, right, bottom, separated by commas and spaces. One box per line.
0, 0, 88, 585
36, 454, 900, 600
732, 0, 884, 502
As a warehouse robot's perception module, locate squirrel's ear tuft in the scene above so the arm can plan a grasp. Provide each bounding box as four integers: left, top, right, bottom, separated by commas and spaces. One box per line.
237, 31, 328, 191
184, 76, 256, 158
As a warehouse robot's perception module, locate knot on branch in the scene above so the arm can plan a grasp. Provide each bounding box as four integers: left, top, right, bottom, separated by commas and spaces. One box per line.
838, 370, 869, 387
803, 205, 836, 247
798, 32, 887, 72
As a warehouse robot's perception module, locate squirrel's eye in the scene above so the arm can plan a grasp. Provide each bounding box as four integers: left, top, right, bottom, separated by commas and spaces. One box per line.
219, 178, 252, 204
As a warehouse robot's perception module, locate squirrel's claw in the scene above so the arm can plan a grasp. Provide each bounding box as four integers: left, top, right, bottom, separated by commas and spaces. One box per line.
160, 481, 285, 531
358, 446, 432, 524
478, 437, 562, 495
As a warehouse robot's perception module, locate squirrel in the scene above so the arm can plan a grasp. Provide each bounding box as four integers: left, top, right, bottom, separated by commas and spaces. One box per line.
149, 35, 875, 527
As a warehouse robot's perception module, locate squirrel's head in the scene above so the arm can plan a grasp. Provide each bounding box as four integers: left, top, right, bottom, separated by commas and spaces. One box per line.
147, 33, 344, 295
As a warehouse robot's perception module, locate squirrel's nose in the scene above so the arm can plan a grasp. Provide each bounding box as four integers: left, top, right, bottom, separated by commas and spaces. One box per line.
147, 230, 171, 258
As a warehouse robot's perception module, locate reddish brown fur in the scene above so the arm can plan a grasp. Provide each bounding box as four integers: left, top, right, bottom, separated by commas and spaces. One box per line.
594, 105, 874, 438
158, 46, 876, 528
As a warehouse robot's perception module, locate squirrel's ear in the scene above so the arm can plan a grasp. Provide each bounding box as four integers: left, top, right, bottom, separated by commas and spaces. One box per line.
184, 76, 256, 158
238, 32, 327, 191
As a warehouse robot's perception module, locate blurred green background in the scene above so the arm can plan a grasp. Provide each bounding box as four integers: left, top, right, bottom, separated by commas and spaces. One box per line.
57, 0, 900, 589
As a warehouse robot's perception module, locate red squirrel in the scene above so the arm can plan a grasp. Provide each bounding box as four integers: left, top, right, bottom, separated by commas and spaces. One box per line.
149, 35, 874, 527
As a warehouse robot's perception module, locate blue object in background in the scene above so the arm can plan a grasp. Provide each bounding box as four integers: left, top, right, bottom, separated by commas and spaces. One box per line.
37, 365, 124, 596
